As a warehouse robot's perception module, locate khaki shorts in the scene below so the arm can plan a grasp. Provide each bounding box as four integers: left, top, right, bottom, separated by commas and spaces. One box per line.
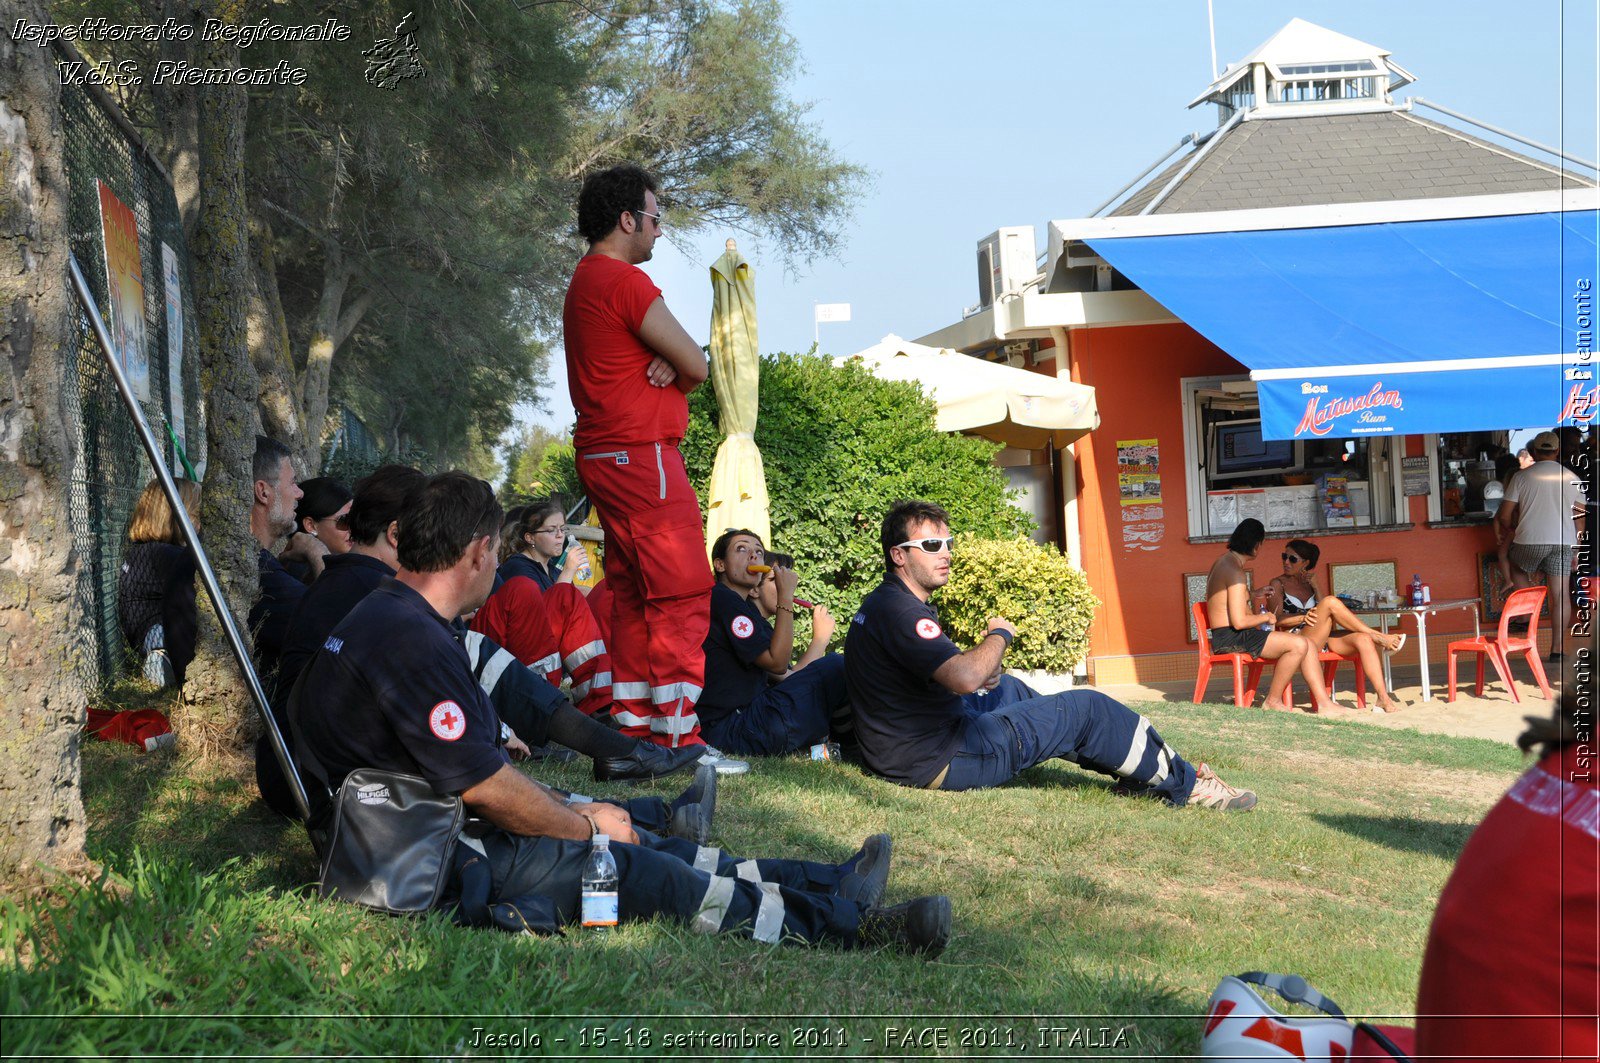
1508, 542, 1573, 580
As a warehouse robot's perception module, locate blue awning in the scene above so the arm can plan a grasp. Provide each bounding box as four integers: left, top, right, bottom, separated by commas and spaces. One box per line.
1086, 207, 1599, 439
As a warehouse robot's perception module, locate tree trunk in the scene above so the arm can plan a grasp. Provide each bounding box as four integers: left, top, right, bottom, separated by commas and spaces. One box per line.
142, 0, 202, 241
298, 259, 373, 475
247, 215, 304, 461
179, 1, 262, 748
0, 0, 90, 881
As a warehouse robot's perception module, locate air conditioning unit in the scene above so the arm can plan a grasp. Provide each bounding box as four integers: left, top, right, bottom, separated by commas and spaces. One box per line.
975, 226, 1037, 309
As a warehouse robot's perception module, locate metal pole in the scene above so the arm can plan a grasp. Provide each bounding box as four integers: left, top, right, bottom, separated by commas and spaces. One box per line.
1409, 98, 1598, 172
1206, 0, 1218, 81
69, 253, 312, 822
1089, 134, 1196, 217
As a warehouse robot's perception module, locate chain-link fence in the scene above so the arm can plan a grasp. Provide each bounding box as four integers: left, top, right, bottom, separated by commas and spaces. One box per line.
60, 76, 203, 684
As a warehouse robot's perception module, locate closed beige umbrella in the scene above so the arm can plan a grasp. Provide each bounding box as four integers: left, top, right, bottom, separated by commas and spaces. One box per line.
704, 239, 771, 556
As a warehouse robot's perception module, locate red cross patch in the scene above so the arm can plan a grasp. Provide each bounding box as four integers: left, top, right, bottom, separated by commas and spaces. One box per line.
429, 701, 466, 741
915, 618, 941, 640
731, 615, 755, 639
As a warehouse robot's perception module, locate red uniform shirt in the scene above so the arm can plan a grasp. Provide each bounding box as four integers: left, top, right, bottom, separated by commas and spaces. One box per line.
1415, 744, 1600, 1062
563, 254, 686, 450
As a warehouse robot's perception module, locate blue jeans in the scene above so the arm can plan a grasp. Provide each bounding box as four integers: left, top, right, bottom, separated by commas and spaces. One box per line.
702, 654, 845, 757
940, 677, 1198, 805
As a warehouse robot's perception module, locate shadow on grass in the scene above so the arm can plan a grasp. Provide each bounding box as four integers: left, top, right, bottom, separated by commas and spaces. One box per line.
1312, 813, 1475, 861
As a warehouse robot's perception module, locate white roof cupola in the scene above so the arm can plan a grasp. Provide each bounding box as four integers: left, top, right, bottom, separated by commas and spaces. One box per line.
1191, 18, 1416, 124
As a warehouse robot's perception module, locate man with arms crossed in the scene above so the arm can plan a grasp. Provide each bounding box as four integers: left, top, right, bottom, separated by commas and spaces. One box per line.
1204, 518, 1333, 713
564, 163, 745, 774
846, 500, 1255, 809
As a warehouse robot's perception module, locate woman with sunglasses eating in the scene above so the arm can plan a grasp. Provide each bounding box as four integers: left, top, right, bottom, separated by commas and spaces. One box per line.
281, 477, 353, 583
1267, 539, 1409, 712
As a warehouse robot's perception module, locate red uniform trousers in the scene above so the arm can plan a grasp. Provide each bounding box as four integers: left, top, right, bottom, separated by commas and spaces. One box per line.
471, 576, 613, 716
577, 441, 712, 747
587, 577, 614, 649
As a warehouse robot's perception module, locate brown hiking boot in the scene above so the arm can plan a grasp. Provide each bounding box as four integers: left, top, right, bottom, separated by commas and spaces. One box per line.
1187, 763, 1257, 811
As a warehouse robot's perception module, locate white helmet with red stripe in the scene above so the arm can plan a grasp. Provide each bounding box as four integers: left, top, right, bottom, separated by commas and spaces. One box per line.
1202, 973, 1355, 1061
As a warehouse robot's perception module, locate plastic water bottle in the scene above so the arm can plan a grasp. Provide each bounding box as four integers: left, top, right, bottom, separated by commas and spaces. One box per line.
580, 834, 619, 930
809, 741, 841, 761
567, 535, 592, 582
1410, 573, 1424, 608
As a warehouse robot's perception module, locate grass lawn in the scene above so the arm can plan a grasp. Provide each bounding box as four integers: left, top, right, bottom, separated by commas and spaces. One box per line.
2, 698, 1525, 1058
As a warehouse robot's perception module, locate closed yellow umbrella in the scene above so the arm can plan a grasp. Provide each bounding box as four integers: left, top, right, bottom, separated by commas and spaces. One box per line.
704, 238, 771, 556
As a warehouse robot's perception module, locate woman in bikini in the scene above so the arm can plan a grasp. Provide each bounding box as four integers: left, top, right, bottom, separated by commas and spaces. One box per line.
1266, 539, 1409, 713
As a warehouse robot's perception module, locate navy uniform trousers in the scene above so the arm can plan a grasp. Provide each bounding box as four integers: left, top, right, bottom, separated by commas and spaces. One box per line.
940, 676, 1199, 804
480, 828, 870, 945
701, 654, 846, 757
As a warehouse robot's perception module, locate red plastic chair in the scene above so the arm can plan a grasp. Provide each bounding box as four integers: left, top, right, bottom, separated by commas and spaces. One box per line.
1447, 586, 1553, 703
1192, 602, 1270, 707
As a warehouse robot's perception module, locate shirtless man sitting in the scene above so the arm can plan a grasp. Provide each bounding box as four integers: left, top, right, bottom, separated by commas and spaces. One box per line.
1204, 518, 1334, 713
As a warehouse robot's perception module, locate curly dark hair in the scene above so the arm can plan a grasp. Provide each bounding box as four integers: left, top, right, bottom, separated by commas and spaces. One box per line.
576, 164, 658, 244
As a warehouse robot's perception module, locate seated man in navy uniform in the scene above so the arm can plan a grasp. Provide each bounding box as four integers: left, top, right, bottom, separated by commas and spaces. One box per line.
248, 435, 327, 695
697, 529, 848, 757
258, 465, 706, 835
291, 471, 950, 954
844, 500, 1257, 811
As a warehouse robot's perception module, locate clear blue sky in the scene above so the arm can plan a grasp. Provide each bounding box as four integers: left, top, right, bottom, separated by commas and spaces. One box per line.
522, 0, 1598, 435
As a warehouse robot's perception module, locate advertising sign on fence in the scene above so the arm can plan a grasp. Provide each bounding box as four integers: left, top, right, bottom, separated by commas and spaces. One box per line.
96, 179, 149, 401
161, 242, 185, 449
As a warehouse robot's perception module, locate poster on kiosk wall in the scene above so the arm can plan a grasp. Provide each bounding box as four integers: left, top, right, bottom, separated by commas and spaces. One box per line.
96, 179, 150, 402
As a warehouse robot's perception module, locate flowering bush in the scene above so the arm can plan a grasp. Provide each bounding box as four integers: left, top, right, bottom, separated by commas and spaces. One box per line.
935, 535, 1098, 673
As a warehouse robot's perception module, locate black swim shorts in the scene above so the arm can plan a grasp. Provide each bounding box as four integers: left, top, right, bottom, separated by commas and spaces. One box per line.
1209, 625, 1269, 657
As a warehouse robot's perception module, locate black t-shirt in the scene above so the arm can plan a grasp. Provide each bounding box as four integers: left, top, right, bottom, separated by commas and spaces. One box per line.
277, 552, 395, 711
699, 582, 774, 725
291, 578, 505, 798
843, 577, 964, 787
499, 553, 558, 593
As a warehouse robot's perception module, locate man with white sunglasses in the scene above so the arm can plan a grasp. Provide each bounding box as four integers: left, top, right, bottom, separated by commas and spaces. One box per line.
844, 500, 1256, 810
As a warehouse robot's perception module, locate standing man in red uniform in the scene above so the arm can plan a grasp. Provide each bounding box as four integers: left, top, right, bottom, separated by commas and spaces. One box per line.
564, 164, 748, 774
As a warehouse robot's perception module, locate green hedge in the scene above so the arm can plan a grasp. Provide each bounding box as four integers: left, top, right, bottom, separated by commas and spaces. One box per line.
936, 536, 1098, 672
681, 353, 1033, 644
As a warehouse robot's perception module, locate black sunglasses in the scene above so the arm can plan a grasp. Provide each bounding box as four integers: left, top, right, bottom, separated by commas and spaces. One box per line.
1282, 552, 1302, 563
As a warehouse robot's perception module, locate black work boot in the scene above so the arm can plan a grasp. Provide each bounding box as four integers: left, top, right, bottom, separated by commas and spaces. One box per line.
859, 896, 951, 958
836, 834, 892, 908
668, 800, 713, 846
593, 739, 702, 782
677, 763, 717, 815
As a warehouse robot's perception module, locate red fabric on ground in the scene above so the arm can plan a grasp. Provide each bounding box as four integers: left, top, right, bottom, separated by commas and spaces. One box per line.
84, 707, 172, 751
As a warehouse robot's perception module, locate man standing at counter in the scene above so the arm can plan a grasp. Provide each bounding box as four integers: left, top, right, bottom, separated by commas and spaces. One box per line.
1496, 431, 1587, 663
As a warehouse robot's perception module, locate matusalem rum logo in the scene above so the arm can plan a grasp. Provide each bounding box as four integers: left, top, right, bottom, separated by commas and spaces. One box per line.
1294, 381, 1404, 437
